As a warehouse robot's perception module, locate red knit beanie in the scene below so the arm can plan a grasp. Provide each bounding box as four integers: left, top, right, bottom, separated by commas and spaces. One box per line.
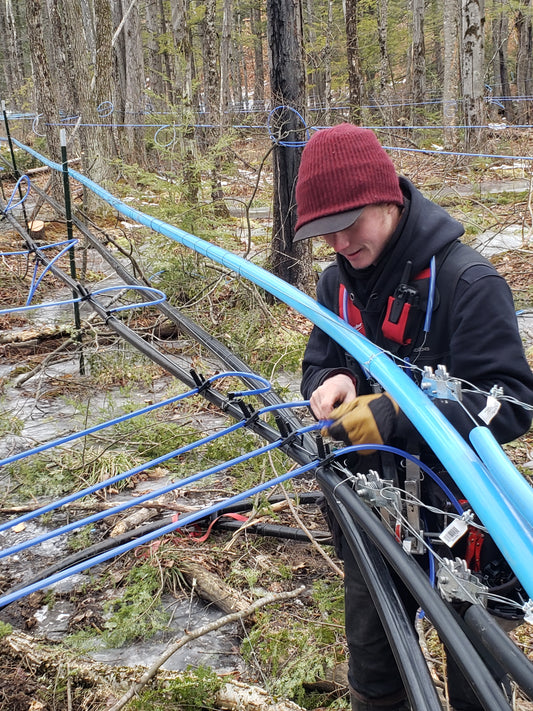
294, 123, 403, 241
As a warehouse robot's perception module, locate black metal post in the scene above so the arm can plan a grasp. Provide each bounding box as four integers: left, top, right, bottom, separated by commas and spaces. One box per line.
1, 99, 29, 230
60, 128, 85, 374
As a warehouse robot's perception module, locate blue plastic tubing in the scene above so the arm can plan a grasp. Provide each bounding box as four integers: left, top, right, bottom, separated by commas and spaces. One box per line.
0, 448, 320, 608
7, 137, 533, 600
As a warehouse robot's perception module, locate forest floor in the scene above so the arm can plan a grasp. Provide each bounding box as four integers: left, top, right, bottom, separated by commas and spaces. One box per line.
0, 146, 532, 711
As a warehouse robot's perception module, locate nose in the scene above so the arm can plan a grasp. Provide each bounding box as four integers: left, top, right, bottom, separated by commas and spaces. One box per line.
325, 231, 350, 252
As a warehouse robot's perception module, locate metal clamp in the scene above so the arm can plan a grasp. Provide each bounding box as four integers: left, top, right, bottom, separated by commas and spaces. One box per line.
421, 364, 462, 402
437, 557, 488, 604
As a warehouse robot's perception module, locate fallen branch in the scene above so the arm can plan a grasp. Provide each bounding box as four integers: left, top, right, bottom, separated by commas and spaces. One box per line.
107, 585, 306, 711
177, 559, 252, 614
217, 678, 306, 711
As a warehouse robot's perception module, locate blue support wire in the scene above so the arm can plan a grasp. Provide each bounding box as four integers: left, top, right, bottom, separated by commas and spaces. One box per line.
25, 239, 78, 305
0, 425, 320, 608
0, 371, 272, 471
0, 409, 316, 561
0, 371, 277, 534
2, 174, 30, 214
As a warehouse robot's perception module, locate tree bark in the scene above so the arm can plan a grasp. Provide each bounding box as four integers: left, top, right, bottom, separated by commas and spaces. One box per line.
170, 0, 195, 107
144, 0, 167, 108
491, 5, 513, 122
515, 0, 533, 124
410, 0, 426, 126
2, 0, 26, 101
250, 1, 265, 109
345, 0, 363, 124
443, 0, 459, 148
111, 0, 146, 166
220, 0, 234, 114
461, 0, 486, 149
267, 0, 313, 294
25, 0, 62, 200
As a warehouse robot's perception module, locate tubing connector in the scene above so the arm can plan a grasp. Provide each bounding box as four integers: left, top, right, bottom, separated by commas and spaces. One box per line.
190, 369, 211, 394
421, 365, 462, 401
437, 557, 488, 605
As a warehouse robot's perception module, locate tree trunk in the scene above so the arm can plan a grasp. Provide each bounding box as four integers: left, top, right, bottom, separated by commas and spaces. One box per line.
170, 0, 195, 107
2, 0, 26, 101
345, 0, 363, 124
220, 0, 234, 114
25, 0, 62, 200
324, 0, 333, 121
377, 0, 388, 93
515, 1, 533, 124
91, 0, 117, 187
111, 0, 146, 166
410, 0, 426, 125
267, 0, 313, 294
144, 0, 167, 109
250, 1, 265, 109
201, 0, 230, 216
461, 0, 486, 149
443, 0, 459, 148
491, 5, 513, 122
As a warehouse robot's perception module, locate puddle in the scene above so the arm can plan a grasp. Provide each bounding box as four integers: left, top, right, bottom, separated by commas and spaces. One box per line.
0, 519, 245, 674
88, 595, 244, 673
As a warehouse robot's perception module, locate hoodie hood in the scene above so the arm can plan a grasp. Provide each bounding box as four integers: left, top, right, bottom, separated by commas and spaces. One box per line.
337, 177, 464, 311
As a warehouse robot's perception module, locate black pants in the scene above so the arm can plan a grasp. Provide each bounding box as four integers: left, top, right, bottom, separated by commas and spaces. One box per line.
340, 533, 509, 710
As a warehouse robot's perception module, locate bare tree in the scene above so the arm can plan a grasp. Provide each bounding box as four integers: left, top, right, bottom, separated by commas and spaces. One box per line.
1, 0, 26, 103
345, 0, 363, 124
170, 0, 196, 108
410, 0, 426, 125
377, 0, 389, 94
250, 0, 265, 109
491, 1, 513, 122
111, 0, 146, 166
25, 0, 61, 197
443, 0, 460, 148
144, 0, 168, 108
461, 0, 486, 148
267, 0, 313, 293
515, 0, 533, 124
220, 0, 234, 114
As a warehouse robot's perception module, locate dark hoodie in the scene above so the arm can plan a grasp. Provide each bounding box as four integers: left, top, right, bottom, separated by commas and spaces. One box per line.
301, 177, 533, 445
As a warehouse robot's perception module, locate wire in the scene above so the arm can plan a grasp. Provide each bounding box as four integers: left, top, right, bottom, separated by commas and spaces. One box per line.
2, 174, 30, 213
0, 453, 320, 608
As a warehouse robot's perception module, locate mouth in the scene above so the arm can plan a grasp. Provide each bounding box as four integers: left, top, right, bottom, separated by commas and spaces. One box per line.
344, 248, 362, 260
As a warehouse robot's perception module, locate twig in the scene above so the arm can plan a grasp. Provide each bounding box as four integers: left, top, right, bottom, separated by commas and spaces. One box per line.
279, 476, 345, 579
107, 585, 306, 711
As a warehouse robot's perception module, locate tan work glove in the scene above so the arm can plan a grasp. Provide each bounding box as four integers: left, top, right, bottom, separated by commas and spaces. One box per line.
322, 392, 400, 453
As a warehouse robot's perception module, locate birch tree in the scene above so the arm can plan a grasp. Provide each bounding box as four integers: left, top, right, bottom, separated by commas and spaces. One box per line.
461, 0, 486, 148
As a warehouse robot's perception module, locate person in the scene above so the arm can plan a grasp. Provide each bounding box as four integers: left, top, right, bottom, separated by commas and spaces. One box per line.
294, 123, 533, 711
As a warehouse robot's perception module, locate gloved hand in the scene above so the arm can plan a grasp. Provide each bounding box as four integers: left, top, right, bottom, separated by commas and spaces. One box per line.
321, 392, 399, 452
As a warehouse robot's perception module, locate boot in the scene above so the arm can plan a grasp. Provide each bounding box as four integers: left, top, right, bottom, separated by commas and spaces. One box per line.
350, 685, 410, 711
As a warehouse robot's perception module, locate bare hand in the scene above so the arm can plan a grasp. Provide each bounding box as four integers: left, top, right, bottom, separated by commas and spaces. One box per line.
309, 373, 357, 420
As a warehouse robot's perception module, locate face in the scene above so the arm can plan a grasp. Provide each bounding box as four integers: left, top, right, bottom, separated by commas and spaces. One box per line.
322, 204, 402, 269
